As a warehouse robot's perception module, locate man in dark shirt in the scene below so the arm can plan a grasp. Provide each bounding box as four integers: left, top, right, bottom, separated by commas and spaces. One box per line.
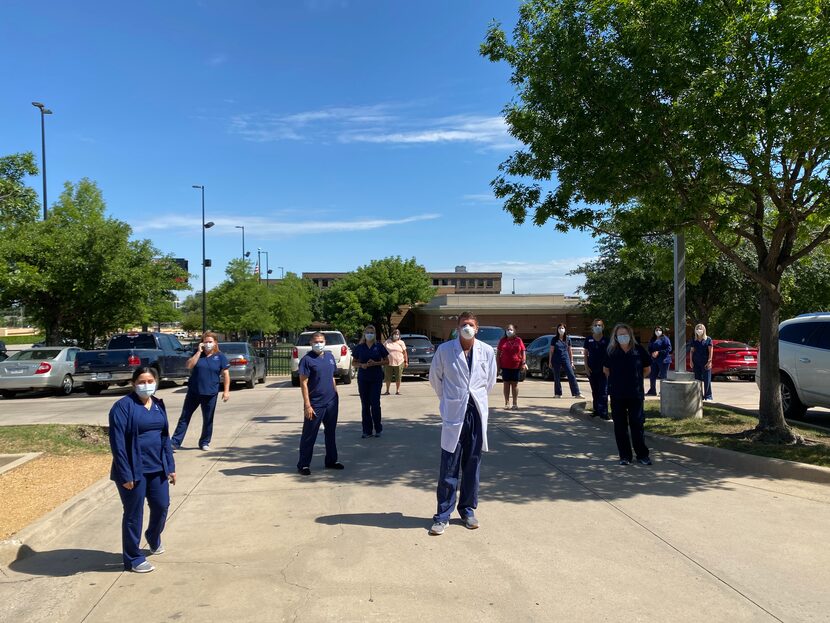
585, 318, 610, 420
297, 332, 344, 475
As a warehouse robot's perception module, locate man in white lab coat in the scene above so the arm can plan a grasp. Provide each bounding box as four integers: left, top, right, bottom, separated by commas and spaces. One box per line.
428, 311, 498, 535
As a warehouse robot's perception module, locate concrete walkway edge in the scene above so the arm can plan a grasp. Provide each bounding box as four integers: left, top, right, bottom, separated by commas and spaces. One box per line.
570, 401, 830, 485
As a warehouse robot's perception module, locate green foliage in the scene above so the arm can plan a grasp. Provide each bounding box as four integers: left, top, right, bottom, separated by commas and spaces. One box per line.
0, 152, 40, 229
270, 272, 314, 333
322, 257, 435, 339
0, 178, 186, 348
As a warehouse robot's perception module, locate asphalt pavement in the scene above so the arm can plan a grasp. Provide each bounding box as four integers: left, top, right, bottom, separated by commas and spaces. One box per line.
1, 376, 829, 622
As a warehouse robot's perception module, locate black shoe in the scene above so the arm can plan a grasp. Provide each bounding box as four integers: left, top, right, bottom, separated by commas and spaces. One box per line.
645, 391, 657, 396
637, 457, 653, 466
298, 466, 311, 476
325, 462, 345, 470
619, 459, 631, 466
600, 414, 612, 421
374, 431, 382, 438
361, 433, 373, 439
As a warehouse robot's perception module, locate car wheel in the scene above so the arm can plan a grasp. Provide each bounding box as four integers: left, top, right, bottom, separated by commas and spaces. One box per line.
56, 374, 74, 396
291, 375, 300, 387
83, 382, 106, 396
0, 390, 16, 399
540, 360, 551, 380
780, 374, 807, 419
245, 373, 255, 389
258, 366, 267, 383
341, 370, 352, 385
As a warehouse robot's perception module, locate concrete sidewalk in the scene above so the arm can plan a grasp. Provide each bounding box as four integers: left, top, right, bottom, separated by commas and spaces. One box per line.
1, 378, 829, 622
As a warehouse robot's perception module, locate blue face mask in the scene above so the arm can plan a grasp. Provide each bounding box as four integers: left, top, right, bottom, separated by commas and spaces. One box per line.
312, 342, 325, 353
365, 333, 375, 342
617, 335, 631, 345
135, 382, 156, 398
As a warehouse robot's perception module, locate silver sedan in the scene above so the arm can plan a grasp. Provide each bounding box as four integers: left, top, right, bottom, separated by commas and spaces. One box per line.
0, 347, 83, 398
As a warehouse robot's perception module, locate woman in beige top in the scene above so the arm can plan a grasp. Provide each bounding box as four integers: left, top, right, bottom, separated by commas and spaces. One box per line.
383, 330, 408, 395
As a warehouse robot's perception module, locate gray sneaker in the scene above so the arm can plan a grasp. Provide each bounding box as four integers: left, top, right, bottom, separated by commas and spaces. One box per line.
131, 560, 155, 573
429, 521, 448, 536
462, 514, 479, 530
200, 444, 210, 451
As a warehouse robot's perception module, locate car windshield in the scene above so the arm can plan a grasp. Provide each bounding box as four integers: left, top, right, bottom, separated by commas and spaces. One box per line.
7, 349, 61, 361
716, 341, 750, 349
476, 327, 506, 343
296, 332, 345, 346
219, 343, 248, 354
404, 338, 432, 349
570, 337, 585, 348
108, 334, 157, 349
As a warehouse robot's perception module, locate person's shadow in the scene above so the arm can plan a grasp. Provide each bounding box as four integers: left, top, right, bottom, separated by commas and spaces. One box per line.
315, 512, 427, 530
8, 545, 124, 576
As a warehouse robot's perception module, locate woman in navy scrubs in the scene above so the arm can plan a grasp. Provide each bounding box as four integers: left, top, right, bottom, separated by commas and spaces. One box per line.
172, 331, 230, 451
690, 323, 714, 401
352, 325, 389, 438
548, 323, 582, 398
603, 324, 652, 466
108, 367, 176, 573
646, 326, 673, 396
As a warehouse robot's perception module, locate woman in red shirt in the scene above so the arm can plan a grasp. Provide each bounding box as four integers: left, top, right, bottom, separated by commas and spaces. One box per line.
497, 324, 527, 409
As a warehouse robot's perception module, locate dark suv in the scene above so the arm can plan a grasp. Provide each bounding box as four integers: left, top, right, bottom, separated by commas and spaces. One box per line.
399, 334, 435, 377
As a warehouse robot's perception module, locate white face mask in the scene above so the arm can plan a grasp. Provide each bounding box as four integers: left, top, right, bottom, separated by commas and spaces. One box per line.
392, 334, 400, 341
506, 329, 515, 337
203, 342, 214, 352
459, 324, 476, 339
655, 330, 663, 337
617, 334, 631, 345
312, 342, 325, 353
364, 333, 375, 342
558, 328, 566, 335
696, 329, 704, 336
135, 382, 156, 398
593, 325, 603, 334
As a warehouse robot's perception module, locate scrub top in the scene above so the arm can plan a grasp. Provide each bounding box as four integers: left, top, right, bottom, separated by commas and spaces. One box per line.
691, 337, 713, 366
189, 351, 230, 395
137, 401, 167, 474
605, 344, 651, 398
353, 342, 389, 382
585, 336, 609, 372
551, 336, 572, 361
648, 335, 673, 364
298, 351, 337, 407
497, 336, 525, 369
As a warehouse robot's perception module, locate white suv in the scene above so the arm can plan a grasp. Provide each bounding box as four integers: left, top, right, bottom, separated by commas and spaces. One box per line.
767, 313, 830, 418
290, 330, 353, 386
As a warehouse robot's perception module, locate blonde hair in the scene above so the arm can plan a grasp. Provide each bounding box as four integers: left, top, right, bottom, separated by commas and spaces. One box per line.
607, 323, 637, 355
694, 323, 708, 340
359, 325, 377, 345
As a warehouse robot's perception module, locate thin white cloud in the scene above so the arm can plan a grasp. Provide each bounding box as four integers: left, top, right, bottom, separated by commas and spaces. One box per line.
227, 105, 516, 149
133, 213, 441, 236
436, 258, 595, 296
462, 193, 500, 204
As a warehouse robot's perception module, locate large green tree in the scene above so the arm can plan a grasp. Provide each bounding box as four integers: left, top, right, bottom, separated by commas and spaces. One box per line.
483, 0, 830, 442
0, 178, 185, 348
0, 152, 39, 229
322, 257, 435, 339
208, 259, 278, 337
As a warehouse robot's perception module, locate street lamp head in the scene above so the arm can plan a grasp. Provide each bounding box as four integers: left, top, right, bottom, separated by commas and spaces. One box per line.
244, 251, 251, 257
192, 184, 203, 189
204, 222, 215, 229
32, 102, 44, 109
235, 225, 243, 230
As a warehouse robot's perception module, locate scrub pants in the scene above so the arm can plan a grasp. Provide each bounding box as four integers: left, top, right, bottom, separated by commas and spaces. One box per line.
297, 396, 339, 469
647, 360, 670, 395
552, 357, 581, 397
172, 392, 218, 447
357, 377, 383, 435
588, 369, 609, 418
693, 363, 713, 400
610, 395, 649, 462
116, 471, 169, 570
434, 401, 483, 523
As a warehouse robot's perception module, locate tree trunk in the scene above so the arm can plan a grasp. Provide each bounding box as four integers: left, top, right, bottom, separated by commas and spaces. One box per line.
755, 285, 799, 443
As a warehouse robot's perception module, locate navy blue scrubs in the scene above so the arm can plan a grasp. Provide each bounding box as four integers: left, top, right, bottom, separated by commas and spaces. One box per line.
172, 350, 229, 448
109, 393, 175, 570
550, 336, 581, 397
646, 335, 673, 395
297, 351, 339, 469
585, 335, 609, 418
353, 341, 389, 436
604, 344, 651, 462
691, 337, 713, 400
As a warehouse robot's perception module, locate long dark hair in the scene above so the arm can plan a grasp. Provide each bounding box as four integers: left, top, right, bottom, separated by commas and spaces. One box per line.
555, 323, 568, 342
131, 366, 159, 384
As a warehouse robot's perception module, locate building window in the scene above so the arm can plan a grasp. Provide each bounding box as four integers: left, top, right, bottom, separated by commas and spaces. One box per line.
478, 279, 485, 288
442, 279, 449, 286
459, 279, 466, 288
486, 279, 493, 288
433, 279, 439, 286
451, 279, 456, 286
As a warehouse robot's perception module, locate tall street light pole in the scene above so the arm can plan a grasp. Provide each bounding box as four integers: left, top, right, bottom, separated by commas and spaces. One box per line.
278, 266, 284, 279
193, 185, 213, 334
235, 225, 245, 260
257, 248, 262, 283
31, 102, 52, 219
263, 251, 272, 287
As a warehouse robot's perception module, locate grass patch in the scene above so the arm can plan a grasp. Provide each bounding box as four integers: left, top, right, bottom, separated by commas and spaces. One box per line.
0, 425, 110, 456
643, 403, 830, 468
1, 335, 44, 345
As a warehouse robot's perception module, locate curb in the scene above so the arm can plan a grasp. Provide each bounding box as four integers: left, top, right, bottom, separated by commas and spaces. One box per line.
0, 476, 115, 567
569, 401, 830, 485
0, 452, 42, 476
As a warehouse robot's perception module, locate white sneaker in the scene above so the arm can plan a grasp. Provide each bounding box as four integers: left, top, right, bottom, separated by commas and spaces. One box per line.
131, 561, 155, 573
429, 521, 448, 536
200, 444, 210, 451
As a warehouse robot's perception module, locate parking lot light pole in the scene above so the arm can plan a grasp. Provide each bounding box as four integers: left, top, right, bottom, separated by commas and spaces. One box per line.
257, 248, 262, 283
263, 251, 273, 287
278, 266, 284, 279
235, 225, 245, 260
193, 184, 213, 334
31, 102, 52, 219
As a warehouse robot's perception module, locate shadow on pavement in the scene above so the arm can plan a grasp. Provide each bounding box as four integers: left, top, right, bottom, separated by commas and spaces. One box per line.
315, 512, 426, 529
214, 405, 733, 504
8, 545, 124, 576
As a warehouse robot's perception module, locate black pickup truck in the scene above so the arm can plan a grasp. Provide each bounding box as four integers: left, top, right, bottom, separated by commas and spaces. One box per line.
74, 332, 192, 395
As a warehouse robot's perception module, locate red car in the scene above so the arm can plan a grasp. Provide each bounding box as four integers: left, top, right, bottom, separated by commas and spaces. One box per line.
674, 340, 757, 380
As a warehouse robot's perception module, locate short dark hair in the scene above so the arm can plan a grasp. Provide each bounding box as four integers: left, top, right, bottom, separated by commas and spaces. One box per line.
311, 331, 325, 340
132, 366, 159, 383
458, 311, 477, 323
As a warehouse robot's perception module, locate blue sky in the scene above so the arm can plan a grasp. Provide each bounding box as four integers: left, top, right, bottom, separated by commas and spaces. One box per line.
2, 0, 595, 295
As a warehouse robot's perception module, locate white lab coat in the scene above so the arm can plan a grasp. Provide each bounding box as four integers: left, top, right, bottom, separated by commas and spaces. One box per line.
429, 338, 498, 453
